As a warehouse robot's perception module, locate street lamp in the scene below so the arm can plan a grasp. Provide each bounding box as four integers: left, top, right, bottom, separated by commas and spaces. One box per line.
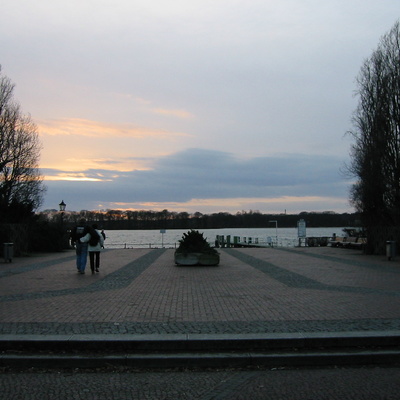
269, 220, 278, 245
59, 200, 66, 212
59, 200, 66, 224
59, 200, 67, 248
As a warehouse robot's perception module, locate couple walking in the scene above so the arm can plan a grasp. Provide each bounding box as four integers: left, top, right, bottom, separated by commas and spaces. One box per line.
70, 219, 105, 274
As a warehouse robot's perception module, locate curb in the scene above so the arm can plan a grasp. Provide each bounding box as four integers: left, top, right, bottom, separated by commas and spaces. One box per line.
2, 331, 400, 369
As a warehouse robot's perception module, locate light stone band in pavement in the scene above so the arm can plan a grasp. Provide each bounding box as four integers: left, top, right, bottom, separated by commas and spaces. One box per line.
1, 246, 400, 335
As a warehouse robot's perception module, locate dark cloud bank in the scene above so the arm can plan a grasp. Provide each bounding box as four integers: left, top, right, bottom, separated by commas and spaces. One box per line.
42, 149, 350, 211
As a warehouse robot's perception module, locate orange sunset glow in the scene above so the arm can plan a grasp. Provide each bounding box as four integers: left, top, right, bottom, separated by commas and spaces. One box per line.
3, 0, 394, 212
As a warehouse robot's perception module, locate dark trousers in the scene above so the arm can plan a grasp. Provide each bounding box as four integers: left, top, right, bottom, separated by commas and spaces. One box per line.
89, 251, 100, 271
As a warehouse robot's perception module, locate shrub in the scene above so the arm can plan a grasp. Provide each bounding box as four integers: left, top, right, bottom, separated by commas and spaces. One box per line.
175, 230, 218, 254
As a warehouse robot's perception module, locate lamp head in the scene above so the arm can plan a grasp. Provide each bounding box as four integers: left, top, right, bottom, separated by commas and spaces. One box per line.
59, 200, 66, 212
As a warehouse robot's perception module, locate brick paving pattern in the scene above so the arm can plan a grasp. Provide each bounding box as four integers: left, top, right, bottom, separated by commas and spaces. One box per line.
3, 367, 400, 400
1, 246, 400, 335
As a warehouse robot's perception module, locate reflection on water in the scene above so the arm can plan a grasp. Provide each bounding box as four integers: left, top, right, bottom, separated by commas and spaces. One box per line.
102, 227, 347, 249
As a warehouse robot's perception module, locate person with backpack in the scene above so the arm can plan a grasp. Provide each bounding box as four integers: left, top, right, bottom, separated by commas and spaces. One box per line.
70, 218, 90, 274
79, 224, 105, 274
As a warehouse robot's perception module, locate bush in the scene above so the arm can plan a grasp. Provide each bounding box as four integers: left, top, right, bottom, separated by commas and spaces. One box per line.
175, 230, 218, 254
0, 219, 68, 256
29, 220, 68, 252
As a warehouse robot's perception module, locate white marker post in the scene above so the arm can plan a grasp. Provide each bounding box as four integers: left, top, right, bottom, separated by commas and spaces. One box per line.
297, 219, 306, 246
160, 229, 166, 247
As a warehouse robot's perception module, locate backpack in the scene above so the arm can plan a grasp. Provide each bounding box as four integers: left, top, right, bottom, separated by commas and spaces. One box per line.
89, 229, 100, 246
71, 225, 88, 242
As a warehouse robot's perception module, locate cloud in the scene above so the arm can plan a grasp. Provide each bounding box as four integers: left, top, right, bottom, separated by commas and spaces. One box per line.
151, 108, 195, 119
7, 0, 393, 215
41, 148, 350, 212
109, 196, 350, 215
37, 118, 191, 138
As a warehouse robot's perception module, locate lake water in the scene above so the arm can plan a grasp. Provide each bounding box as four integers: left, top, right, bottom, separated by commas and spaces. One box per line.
102, 227, 349, 249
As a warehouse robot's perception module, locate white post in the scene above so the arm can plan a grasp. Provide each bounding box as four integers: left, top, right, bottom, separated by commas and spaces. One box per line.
269, 220, 278, 246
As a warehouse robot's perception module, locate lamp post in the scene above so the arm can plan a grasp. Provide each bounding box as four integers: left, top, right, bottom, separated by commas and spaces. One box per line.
59, 200, 66, 224
59, 200, 67, 248
269, 220, 278, 246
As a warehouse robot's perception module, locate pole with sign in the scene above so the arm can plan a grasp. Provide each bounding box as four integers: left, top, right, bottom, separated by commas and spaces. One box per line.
297, 219, 306, 246
160, 229, 166, 247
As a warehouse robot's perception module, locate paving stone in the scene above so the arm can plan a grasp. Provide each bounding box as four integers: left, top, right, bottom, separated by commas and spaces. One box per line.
1, 247, 400, 335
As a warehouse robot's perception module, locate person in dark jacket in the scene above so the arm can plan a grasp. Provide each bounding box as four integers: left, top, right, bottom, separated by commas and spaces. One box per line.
70, 218, 90, 274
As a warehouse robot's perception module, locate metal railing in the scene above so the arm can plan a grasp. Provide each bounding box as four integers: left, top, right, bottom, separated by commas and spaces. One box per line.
104, 236, 331, 249
104, 242, 178, 249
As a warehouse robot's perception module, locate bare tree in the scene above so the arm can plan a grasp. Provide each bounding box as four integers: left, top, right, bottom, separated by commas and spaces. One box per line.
0, 66, 45, 220
348, 21, 400, 254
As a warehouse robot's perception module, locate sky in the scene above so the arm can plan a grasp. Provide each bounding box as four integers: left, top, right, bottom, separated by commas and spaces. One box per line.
1, 1, 399, 214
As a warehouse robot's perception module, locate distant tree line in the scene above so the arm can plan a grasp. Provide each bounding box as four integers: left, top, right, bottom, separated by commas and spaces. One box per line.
42, 209, 361, 231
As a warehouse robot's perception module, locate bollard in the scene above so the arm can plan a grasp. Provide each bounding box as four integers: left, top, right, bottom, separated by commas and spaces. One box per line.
386, 241, 396, 261
3, 243, 14, 262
